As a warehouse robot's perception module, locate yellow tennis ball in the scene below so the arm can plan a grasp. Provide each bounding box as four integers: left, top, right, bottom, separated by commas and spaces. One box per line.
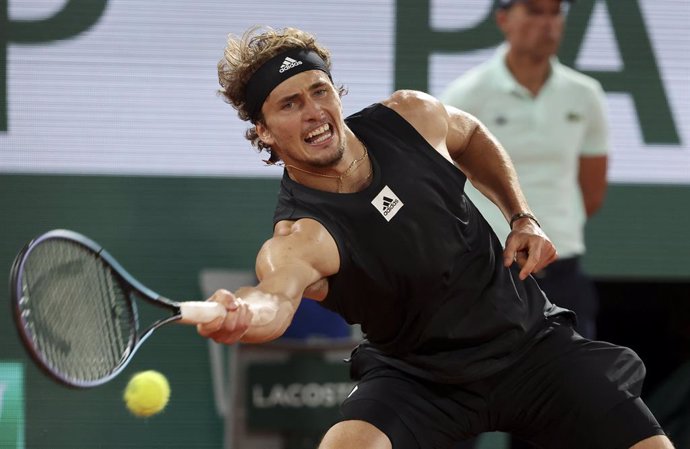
123, 370, 170, 417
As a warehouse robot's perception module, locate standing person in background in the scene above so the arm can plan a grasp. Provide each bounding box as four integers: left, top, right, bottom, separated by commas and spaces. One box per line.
442, 0, 608, 341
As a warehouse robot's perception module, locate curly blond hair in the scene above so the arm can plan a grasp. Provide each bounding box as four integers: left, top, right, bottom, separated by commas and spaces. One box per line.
217, 26, 346, 163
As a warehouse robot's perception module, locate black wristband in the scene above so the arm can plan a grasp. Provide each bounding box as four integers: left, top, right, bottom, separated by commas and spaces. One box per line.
509, 212, 540, 229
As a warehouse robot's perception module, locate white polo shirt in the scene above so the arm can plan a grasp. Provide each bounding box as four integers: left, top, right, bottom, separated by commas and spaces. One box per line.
441, 45, 609, 258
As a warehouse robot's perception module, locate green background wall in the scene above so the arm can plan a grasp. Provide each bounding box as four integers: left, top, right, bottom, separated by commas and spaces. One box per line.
584, 184, 690, 279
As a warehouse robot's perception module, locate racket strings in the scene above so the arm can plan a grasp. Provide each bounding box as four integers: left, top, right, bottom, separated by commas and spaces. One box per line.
19, 240, 135, 383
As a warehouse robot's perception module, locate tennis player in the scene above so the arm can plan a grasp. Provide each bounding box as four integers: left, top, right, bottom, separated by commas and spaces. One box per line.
197, 26, 673, 449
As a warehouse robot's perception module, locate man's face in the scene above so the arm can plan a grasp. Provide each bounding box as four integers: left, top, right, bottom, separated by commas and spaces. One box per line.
255, 70, 345, 169
497, 0, 566, 59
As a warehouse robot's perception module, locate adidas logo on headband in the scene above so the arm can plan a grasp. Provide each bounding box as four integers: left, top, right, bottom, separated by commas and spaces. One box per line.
279, 57, 303, 73
245, 49, 331, 120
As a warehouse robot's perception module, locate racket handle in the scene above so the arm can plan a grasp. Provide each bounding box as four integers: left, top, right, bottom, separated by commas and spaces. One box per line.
178, 301, 227, 324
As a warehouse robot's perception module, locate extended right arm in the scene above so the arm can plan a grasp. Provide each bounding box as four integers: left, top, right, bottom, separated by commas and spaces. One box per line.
196, 218, 340, 345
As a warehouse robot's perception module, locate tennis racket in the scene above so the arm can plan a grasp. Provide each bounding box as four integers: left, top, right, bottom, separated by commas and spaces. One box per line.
10, 229, 230, 388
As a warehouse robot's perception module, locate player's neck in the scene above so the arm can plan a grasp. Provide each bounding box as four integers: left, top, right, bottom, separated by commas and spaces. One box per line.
285, 133, 373, 193
505, 50, 551, 97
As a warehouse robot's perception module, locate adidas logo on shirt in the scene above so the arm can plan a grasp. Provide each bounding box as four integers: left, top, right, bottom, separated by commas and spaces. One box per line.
279, 56, 303, 73
371, 186, 404, 222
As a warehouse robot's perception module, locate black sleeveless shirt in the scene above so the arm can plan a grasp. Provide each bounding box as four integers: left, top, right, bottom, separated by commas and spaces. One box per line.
273, 103, 572, 383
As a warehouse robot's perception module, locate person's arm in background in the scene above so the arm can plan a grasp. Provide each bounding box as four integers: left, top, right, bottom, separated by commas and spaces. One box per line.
579, 155, 607, 217
579, 81, 610, 217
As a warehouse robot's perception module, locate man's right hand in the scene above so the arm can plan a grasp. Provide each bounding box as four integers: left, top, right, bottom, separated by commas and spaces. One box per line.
196, 289, 253, 345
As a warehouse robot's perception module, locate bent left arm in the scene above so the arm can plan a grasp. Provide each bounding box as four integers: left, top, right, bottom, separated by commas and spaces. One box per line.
386, 91, 557, 279
579, 81, 609, 218
447, 106, 557, 279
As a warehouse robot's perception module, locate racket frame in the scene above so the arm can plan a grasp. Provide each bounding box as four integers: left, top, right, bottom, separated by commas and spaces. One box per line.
10, 229, 185, 388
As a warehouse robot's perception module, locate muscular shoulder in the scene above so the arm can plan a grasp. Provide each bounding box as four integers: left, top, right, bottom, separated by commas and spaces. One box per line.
272, 218, 334, 245
382, 89, 444, 117
264, 218, 340, 277
381, 90, 448, 147
253, 219, 339, 302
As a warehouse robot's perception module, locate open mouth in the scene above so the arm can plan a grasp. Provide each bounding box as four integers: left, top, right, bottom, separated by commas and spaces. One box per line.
304, 123, 333, 145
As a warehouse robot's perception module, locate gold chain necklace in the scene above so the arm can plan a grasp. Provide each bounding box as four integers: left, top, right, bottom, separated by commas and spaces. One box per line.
285, 144, 372, 193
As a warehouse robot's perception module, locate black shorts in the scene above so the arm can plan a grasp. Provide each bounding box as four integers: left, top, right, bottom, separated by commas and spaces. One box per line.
533, 256, 599, 339
340, 322, 665, 449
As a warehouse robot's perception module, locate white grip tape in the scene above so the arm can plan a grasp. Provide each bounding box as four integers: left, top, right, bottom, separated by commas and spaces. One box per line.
178, 301, 227, 324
